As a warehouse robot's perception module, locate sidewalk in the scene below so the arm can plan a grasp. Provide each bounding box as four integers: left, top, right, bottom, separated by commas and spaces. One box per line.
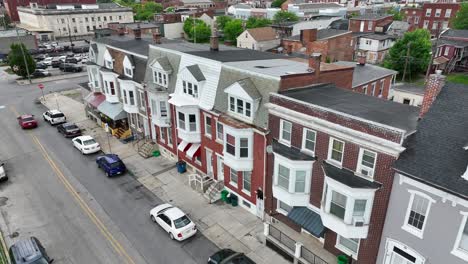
42, 90, 290, 264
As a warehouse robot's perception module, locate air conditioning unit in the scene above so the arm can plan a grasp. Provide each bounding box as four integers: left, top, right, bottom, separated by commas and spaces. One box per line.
361, 167, 374, 177
353, 217, 365, 227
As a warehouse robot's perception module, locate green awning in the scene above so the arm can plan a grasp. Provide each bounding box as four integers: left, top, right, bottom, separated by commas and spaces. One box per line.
287, 207, 325, 238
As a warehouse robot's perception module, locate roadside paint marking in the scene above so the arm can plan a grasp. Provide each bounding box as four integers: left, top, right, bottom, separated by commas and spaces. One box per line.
30, 135, 136, 264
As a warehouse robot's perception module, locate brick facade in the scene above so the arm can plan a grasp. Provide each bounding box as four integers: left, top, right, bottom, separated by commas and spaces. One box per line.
5, 0, 96, 21
353, 75, 393, 100
348, 15, 393, 33
403, 3, 460, 36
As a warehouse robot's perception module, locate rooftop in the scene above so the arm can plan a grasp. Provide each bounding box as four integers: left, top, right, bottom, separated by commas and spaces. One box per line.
94, 35, 169, 57
245, 27, 278, 42
437, 38, 468, 48
392, 83, 425, 95
0, 29, 29, 37
285, 28, 350, 41
280, 83, 419, 133
441, 29, 468, 39
361, 33, 395, 40
224, 58, 310, 78
350, 14, 392, 21
18, 3, 131, 13
395, 83, 468, 199
293, 3, 343, 10
334, 61, 397, 88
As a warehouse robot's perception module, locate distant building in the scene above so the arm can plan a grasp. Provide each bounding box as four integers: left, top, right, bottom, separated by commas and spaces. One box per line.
357, 33, 395, 64
17, 3, 133, 41
0, 29, 37, 59
285, 2, 345, 19
348, 14, 393, 33
389, 83, 424, 106
433, 29, 468, 73
108, 22, 161, 37
403, 2, 460, 36
237, 27, 280, 51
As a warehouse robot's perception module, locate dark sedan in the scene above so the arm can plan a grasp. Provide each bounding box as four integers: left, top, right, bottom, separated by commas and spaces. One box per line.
59, 63, 82, 72
57, 122, 81, 137
208, 249, 256, 264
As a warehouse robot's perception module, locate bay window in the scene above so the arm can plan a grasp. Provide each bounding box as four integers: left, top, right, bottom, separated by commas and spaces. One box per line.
123, 90, 128, 104
223, 126, 254, 171
178, 112, 185, 129
189, 114, 196, 131
226, 134, 235, 155
295, 171, 306, 193
129, 91, 135, 105
278, 165, 290, 190
330, 191, 347, 220
240, 138, 248, 158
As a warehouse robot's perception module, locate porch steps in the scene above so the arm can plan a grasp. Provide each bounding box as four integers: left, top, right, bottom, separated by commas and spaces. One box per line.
138, 142, 156, 159
114, 128, 127, 139
203, 180, 224, 204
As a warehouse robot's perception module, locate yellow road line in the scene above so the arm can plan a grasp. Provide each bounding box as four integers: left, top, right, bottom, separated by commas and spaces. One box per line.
30, 135, 136, 264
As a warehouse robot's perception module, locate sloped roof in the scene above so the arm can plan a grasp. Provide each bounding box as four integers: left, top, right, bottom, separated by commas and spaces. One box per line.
441, 29, 468, 39
246, 27, 277, 42
394, 83, 468, 199
153, 56, 173, 72
237, 78, 261, 100
350, 14, 392, 20
186, 64, 206, 81
334, 61, 397, 88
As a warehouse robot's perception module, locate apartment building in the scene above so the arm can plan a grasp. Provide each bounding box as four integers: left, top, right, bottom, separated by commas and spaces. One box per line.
356, 33, 395, 64
348, 14, 393, 33
433, 29, 468, 73
403, 2, 460, 36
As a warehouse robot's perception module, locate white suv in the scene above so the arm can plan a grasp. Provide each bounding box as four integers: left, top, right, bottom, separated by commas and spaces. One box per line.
43, 109, 66, 125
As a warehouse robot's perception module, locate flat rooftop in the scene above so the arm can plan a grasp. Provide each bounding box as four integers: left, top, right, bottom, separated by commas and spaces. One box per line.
224, 59, 311, 77
281, 84, 419, 134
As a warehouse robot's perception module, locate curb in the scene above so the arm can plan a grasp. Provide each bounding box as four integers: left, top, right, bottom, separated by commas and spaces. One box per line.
16, 71, 87, 85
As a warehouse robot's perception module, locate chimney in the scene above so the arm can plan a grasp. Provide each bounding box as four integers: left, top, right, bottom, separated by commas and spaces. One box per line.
308, 52, 321, 77
134, 24, 142, 40
300, 29, 317, 45
357, 53, 366, 65
117, 26, 125, 36
210, 22, 219, 51
153, 32, 161, 44
419, 70, 446, 119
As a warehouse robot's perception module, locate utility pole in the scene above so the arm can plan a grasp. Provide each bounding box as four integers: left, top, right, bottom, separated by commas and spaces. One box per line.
425, 24, 443, 80
402, 42, 411, 82
15, 27, 32, 84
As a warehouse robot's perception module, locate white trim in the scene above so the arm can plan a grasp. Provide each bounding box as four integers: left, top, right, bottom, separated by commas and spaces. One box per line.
356, 148, 377, 179
279, 119, 292, 146
335, 235, 360, 260
228, 95, 255, 123
216, 120, 224, 142
301, 128, 316, 156
451, 212, 468, 261
328, 137, 345, 167
401, 190, 436, 239
229, 167, 238, 188
267, 104, 405, 156
204, 113, 212, 139
123, 55, 133, 78
383, 238, 426, 264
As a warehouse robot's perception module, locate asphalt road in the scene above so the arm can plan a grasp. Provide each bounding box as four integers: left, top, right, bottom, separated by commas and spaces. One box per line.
0, 74, 219, 264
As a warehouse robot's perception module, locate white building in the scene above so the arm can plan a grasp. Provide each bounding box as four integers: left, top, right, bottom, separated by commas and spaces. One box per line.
237, 27, 280, 51
389, 83, 424, 106
357, 34, 395, 64
18, 3, 133, 40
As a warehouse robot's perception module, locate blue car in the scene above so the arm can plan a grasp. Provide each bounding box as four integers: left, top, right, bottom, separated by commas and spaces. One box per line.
96, 154, 126, 177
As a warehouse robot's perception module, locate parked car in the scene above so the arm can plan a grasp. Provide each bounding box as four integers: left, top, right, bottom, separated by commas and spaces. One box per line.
9, 237, 54, 264
64, 57, 78, 64
42, 57, 53, 66
208, 249, 256, 264
34, 54, 47, 61
32, 69, 51, 78
72, 135, 101, 154
96, 154, 126, 177
51, 59, 62, 68
0, 162, 7, 182
35, 62, 48, 70
17, 114, 38, 129
42, 109, 66, 125
58, 55, 67, 62
59, 63, 82, 72
57, 122, 81, 137
150, 203, 197, 241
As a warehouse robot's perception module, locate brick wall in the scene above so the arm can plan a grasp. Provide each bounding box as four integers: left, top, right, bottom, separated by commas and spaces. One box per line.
279, 68, 354, 91
349, 16, 393, 33
200, 110, 224, 179
353, 75, 394, 100
107, 48, 125, 75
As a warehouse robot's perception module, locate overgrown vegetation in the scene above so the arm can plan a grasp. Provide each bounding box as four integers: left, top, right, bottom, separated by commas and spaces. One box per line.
451, 2, 468, 30
447, 74, 468, 85
8, 43, 36, 78
183, 18, 211, 43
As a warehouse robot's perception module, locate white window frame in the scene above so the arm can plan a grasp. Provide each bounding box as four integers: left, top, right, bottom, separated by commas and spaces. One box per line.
273, 154, 312, 194
451, 212, 468, 261
414, 16, 419, 24
168, 127, 173, 147
182, 80, 199, 98
402, 190, 436, 239
216, 121, 223, 142
125, 67, 133, 77
277, 199, 293, 216
423, 20, 429, 29
435, 9, 441, 17
362, 85, 368, 94
230, 168, 238, 187
301, 128, 316, 155
336, 235, 360, 260
328, 138, 345, 166
356, 148, 377, 178
425, 8, 432, 17
228, 95, 254, 120
242, 171, 251, 195
371, 82, 376, 96
138, 90, 145, 111
159, 127, 166, 143
444, 47, 450, 56
445, 8, 452, 18
205, 114, 212, 138
152, 69, 169, 88
279, 119, 292, 146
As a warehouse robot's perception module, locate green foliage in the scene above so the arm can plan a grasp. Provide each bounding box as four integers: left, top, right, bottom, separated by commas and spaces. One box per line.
271, 0, 286, 8
133, 2, 163, 21
452, 3, 468, 30
383, 29, 431, 80
246, 17, 271, 28
8, 43, 35, 78
447, 74, 468, 85
348, 12, 359, 18
387, 8, 405, 21
273, 11, 299, 24
165, 6, 175, 13
183, 18, 211, 43
325, 56, 331, 63
224, 19, 244, 43
0, 14, 11, 29
216, 15, 232, 30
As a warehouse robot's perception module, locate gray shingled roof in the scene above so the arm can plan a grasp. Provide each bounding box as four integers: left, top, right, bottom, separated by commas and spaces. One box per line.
280, 83, 419, 134
394, 83, 468, 199
185, 49, 284, 62
323, 161, 381, 189
361, 33, 395, 41
154, 57, 173, 72
334, 61, 397, 88
95, 35, 151, 56
350, 14, 392, 20
144, 46, 181, 94
273, 139, 316, 161
186, 64, 206, 82
237, 78, 261, 100
133, 56, 147, 83
392, 83, 425, 95
441, 29, 468, 39
437, 38, 468, 48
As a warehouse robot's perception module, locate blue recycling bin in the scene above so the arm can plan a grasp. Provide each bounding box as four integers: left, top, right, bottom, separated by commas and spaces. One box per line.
176, 161, 187, 173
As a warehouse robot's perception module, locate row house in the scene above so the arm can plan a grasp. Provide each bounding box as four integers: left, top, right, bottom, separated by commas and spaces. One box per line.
403, 2, 460, 36
264, 83, 419, 264
433, 29, 468, 73
348, 14, 393, 33
377, 75, 468, 264
356, 33, 396, 64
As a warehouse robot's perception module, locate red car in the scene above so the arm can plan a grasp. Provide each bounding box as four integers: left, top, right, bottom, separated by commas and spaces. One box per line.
17, 114, 38, 129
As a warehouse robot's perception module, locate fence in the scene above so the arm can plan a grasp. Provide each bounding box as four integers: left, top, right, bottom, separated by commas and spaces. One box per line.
269, 224, 296, 251
301, 246, 328, 264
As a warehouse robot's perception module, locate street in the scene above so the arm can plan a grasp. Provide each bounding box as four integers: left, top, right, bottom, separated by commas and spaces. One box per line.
0, 75, 219, 264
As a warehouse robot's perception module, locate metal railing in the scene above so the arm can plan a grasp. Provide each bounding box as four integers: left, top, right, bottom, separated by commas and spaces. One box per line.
301, 246, 327, 264
269, 225, 296, 251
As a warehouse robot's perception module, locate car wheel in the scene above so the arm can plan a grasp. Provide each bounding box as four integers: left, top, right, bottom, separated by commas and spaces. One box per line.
106, 172, 111, 177
150, 215, 156, 222
169, 232, 174, 240
81, 149, 85, 155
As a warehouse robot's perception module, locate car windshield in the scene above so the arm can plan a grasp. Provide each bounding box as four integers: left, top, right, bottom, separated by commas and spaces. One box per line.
31, 257, 49, 264
83, 139, 96, 145
110, 161, 123, 169
173, 215, 191, 229
22, 117, 34, 122
65, 125, 78, 130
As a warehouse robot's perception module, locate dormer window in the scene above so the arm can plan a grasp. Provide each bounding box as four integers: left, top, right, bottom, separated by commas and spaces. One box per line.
103, 49, 113, 69
123, 56, 133, 78
229, 96, 252, 118
151, 57, 172, 88
183, 81, 198, 98
224, 79, 260, 123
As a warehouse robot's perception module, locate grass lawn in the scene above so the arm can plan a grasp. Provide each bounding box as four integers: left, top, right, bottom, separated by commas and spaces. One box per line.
447, 74, 468, 85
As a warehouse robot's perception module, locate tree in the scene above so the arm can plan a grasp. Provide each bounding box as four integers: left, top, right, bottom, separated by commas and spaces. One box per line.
0, 14, 11, 29
387, 8, 405, 21
273, 11, 299, 24
383, 29, 431, 80
183, 18, 211, 43
216, 15, 232, 30
452, 2, 468, 30
133, 2, 163, 21
8, 43, 35, 78
246, 17, 271, 28
224, 19, 244, 43
271, 0, 286, 8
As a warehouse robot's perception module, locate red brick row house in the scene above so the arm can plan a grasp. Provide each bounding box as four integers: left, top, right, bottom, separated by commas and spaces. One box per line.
263, 84, 419, 263
403, 2, 460, 36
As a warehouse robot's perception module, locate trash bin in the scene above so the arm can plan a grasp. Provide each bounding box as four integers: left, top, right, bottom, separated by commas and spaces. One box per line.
226, 193, 232, 204
176, 161, 186, 173
337, 255, 348, 264
231, 194, 238, 207
221, 190, 229, 202
152, 150, 161, 157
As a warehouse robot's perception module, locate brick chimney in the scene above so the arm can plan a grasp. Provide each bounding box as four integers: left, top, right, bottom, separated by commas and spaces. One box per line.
210, 22, 219, 51
153, 32, 161, 44
117, 26, 125, 36
134, 24, 142, 40
357, 53, 366, 65
419, 70, 446, 119
300, 29, 317, 45
308, 52, 321, 77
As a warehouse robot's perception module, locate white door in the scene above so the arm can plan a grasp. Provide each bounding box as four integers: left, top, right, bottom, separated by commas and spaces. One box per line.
206, 149, 213, 176
360, 21, 365, 32
217, 156, 224, 181
151, 124, 156, 141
